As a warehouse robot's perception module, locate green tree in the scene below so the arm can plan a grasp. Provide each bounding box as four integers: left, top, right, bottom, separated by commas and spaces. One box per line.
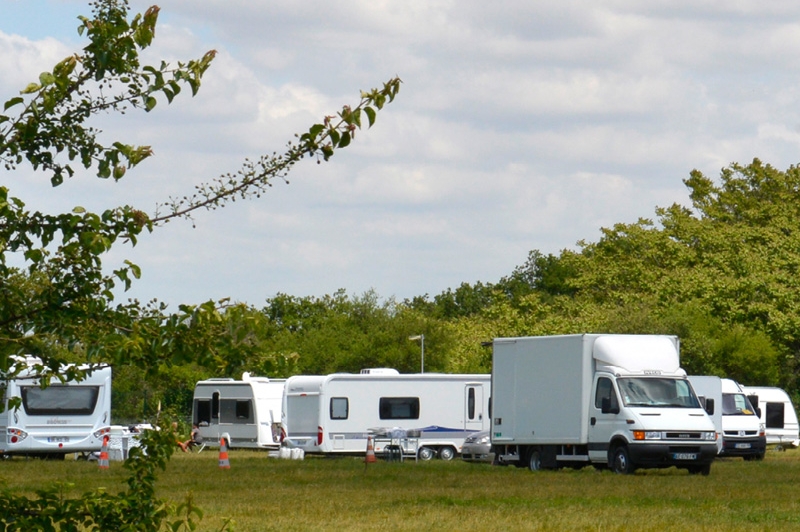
0, 1, 399, 528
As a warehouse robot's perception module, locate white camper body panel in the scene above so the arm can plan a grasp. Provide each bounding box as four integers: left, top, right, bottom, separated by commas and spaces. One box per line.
192, 374, 286, 450
742, 386, 800, 448
282, 372, 490, 458
491, 334, 718, 473
0, 357, 112, 457
687, 376, 765, 458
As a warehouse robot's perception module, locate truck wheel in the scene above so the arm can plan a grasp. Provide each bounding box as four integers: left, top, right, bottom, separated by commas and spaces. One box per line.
611, 446, 635, 474
438, 446, 456, 461
528, 450, 542, 471
418, 447, 435, 461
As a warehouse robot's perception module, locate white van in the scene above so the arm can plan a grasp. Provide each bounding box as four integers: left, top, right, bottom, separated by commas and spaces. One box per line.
192, 372, 286, 450
0, 356, 112, 458
741, 386, 800, 449
688, 376, 765, 460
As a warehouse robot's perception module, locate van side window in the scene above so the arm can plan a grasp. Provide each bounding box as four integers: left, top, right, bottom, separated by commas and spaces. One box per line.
330, 397, 349, 420
379, 397, 420, 420
594, 377, 618, 411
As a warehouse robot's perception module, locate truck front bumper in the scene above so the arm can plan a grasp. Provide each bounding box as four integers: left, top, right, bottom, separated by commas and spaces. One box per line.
628, 442, 717, 467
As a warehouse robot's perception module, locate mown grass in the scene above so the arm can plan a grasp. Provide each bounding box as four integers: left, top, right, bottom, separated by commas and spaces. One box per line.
2, 448, 800, 531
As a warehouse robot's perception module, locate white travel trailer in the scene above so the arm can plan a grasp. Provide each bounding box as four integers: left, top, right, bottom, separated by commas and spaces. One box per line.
741, 386, 800, 449
192, 373, 286, 450
491, 334, 718, 475
687, 376, 766, 460
282, 370, 491, 460
0, 356, 112, 459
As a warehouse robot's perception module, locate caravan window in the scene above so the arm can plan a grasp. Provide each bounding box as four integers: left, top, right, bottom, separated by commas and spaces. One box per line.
379, 397, 420, 420
220, 399, 254, 424
766, 402, 785, 429
194, 400, 211, 425
21, 385, 99, 416
330, 397, 348, 420
467, 388, 476, 420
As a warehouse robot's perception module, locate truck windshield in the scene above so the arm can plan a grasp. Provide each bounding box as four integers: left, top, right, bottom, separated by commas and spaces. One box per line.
618, 378, 700, 408
722, 393, 756, 416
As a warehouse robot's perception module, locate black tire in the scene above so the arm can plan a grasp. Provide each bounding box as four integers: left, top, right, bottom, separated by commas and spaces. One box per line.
611, 445, 635, 474
528, 450, 542, 471
418, 446, 435, 461
438, 446, 456, 461
687, 464, 711, 476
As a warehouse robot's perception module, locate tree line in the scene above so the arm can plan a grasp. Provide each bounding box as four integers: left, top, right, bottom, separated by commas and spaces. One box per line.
131, 160, 797, 422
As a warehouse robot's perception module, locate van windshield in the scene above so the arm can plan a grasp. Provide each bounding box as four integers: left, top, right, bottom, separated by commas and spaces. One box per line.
722, 393, 756, 416
618, 378, 700, 408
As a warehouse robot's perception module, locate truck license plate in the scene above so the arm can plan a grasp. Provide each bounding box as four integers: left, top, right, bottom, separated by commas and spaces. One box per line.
48, 437, 69, 443
735, 443, 751, 449
672, 453, 697, 460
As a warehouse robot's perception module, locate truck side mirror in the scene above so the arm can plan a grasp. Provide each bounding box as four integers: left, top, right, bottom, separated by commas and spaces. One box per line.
704, 397, 714, 415
601, 396, 619, 415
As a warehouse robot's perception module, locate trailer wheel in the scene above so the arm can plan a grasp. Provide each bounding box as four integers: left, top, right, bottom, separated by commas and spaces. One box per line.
438, 446, 456, 461
528, 450, 542, 471
611, 445, 635, 474
418, 446, 435, 461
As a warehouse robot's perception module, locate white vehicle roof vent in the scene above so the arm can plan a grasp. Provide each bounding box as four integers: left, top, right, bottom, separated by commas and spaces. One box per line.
360, 368, 400, 375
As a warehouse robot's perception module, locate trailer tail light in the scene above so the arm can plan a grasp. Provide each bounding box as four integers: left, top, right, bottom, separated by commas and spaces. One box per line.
317, 426, 323, 445
93, 427, 111, 439
8, 428, 28, 443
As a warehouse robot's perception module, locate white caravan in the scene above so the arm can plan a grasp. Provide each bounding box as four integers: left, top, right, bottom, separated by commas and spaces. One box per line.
687, 376, 766, 460
192, 372, 286, 450
741, 386, 800, 449
0, 356, 112, 458
491, 334, 718, 474
281, 370, 491, 460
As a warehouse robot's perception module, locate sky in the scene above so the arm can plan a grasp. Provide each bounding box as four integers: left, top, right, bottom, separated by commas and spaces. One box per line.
2, 1, 800, 308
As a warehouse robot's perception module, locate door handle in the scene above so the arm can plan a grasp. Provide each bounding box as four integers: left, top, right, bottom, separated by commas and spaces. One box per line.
590, 417, 596, 426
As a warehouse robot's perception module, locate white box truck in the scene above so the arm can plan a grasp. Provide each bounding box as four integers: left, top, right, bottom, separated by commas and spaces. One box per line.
192, 372, 286, 450
0, 356, 112, 459
741, 386, 800, 449
281, 369, 490, 460
687, 376, 766, 460
491, 334, 718, 474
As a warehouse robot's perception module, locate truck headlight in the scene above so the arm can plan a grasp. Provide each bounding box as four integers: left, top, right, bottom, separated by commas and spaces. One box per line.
702, 432, 717, 441
633, 431, 662, 440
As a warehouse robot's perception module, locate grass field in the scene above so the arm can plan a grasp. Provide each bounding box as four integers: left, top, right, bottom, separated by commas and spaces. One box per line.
3, 448, 800, 531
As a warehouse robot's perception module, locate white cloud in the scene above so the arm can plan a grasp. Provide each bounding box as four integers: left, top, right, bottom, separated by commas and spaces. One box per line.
3, 0, 800, 305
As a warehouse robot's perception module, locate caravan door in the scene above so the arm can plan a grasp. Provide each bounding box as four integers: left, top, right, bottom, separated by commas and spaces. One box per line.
465, 383, 485, 431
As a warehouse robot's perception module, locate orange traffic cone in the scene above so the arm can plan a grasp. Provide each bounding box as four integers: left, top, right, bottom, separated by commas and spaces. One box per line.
218, 437, 230, 469
364, 436, 377, 464
98, 435, 110, 470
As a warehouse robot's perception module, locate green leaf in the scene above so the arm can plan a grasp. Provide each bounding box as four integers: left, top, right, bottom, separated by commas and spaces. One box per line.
21, 83, 41, 94
145, 96, 157, 112
364, 107, 376, 127
338, 131, 351, 148
3, 97, 24, 111
39, 72, 56, 86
